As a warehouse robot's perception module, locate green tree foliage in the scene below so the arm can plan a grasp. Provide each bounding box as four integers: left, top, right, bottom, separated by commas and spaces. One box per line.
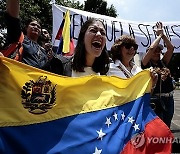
19, 0, 52, 32
0, 0, 6, 29
0, 0, 117, 31
56, 0, 84, 9
0, 0, 84, 33
106, 4, 117, 17
84, 0, 117, 17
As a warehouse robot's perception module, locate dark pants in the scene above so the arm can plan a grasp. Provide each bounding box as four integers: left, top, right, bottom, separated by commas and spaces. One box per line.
156, 96, 174, 128
161, 96, 174, 128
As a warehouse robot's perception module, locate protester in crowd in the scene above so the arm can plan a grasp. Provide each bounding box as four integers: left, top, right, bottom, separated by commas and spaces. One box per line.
62, 18, 110, 77
3, 0, 57, 71
38, 28, 51, 52
107, 34, 158, 89
141, 22, 174, 128
108, 35, 141, 78
38, 28, 64, 75
40, 29, 51, 43
37, 28, 53, 60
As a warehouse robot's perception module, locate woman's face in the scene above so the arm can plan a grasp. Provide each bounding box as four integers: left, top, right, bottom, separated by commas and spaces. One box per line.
121, 43, 138, 62
84, 21, 106, 60
26, 20, 41, 41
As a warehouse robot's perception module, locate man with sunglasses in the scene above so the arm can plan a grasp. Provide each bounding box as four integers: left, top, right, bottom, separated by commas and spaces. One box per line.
141, 22, 174, 128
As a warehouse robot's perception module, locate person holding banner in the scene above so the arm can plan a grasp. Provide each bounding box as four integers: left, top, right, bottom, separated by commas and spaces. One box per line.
63, 18, 109, 77
141, 22, 174, 128
3, 0, 51, 70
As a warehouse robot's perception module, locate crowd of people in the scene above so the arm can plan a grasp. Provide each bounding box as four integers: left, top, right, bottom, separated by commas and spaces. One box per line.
0, 0, 176, 152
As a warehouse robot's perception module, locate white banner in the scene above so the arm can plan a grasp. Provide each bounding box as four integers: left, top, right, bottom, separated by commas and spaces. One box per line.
52, 4, 180, 53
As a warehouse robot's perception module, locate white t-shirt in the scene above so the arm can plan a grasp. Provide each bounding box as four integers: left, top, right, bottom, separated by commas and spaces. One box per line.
72, 67, 100, 77
107, 60, 142, 78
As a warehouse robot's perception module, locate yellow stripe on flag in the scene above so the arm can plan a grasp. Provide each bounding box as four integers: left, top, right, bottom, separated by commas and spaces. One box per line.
62, 10, 70, 53
0, 57, 152, 126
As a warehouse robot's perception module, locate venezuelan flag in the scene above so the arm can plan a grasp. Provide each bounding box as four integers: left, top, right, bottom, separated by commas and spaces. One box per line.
0, 57, 173, 154
55, 10, 74, 56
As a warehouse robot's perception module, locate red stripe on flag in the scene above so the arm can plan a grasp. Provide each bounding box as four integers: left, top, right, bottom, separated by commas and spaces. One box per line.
55, 28, 63, 40
63, 39, 75, 56
121, 117, 174, 154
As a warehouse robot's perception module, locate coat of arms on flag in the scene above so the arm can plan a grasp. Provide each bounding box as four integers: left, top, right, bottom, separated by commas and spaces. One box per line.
21, 76, 57, 114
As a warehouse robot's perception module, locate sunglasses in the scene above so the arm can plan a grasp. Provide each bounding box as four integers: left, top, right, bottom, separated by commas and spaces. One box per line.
123, 43, 138, 50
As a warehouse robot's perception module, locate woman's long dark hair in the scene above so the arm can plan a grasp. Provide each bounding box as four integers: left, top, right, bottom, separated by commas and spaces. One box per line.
72, 18, 109, 75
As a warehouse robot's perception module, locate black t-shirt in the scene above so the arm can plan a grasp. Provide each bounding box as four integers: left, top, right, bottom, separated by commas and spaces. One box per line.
5, 12, 48, 69
141, 60, 174, 93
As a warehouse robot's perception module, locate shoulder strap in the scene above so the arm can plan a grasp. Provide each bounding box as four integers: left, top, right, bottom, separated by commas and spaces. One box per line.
117, 66, 132, 78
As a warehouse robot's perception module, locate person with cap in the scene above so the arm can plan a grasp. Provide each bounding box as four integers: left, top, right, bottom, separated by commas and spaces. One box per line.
141, 22, 174, 128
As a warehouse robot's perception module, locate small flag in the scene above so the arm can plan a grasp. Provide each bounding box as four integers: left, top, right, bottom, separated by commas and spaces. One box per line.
55, 10, 74, 56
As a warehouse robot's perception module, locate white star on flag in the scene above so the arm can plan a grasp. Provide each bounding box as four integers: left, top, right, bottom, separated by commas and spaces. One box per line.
96, 128, 106, 140
128, 116, 135, 124
113, 112, 118, 121
133, 123, 140, 131
121, 112, 125, 120
105, 117, 112, 128
93, 147, 102, 154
